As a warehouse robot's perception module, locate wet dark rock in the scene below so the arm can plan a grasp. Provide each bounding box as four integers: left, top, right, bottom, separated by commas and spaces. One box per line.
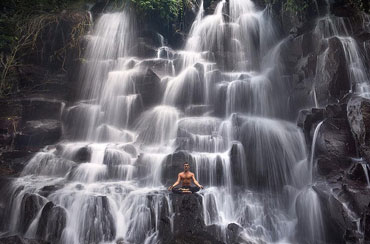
313, 181, 370, 244
230, 143, 246, 186
347, 162, 369, 184
161, 151, 194, 186
20, 98, 63, 121
311, 37, 349, 104
297, 108, 325, 140
331, 1, 357, 17
363, 205, 370, 242
138, 58, 175, 78
298, 101, 358, 175
158, 196, 172, 243
38, 184, 65, 197
226, 223, 244, 244
73, 146, 91, 163
90, 0, 109, 18
0, 150, 34, 176
315, 118, 356, 175
20, 193, 47, 234
138, 30, 164, 48
134, 68, 161, 107
163, 194, 225, 244
0, 235, 49, 244
185, 105, 213, 116
81, 196, 116, 243
36, 202, 67, 243
171, 193, 204, 234
347, 96, 370, 163
120, 144, 137, 158
132, 41, 158, 58
15, 120, 62, 150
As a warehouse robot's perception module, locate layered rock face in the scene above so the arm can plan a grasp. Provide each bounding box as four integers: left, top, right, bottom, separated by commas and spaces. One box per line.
0, 0, 370, 244
298, 96, 370, 243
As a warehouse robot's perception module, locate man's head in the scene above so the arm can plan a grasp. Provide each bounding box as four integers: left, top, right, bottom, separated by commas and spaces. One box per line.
184, 162, 190, 172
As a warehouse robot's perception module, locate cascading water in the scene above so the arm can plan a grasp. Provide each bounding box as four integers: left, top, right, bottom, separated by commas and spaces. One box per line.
0, 1, 328, 243
314, 0, 370, 101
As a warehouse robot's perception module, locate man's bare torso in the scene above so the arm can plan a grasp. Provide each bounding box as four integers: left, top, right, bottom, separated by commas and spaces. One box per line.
179, 171, 194, 186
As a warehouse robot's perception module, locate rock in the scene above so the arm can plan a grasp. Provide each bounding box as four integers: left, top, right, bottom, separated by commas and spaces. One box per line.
138, 30, 165, 48
133, 68, 161, 107
161, 151, 194, 186
15, 120, 62, 150
331, 2, 357, 17
120, 144, 138, 158
347, 162, 369, 184
72, 146, 91, 163
185, 105, 214, 116
347, 96, 370, 163
171, 194, 204, 234
0, 235, 49, 244
20, 98, 64, 121
313, 182, 370, 244
131, 40, 158, 58
36, 202, 67, 243
138, 59, 176, 78
38, 184, 64, 197
230, 143, 246, 186
90, 0, 109, 18
79, 196, 116, 243
0, 150, 34, 176
20, 193, 47, 234
164, 194, 225, 244
297, 108, 325, 140
157, 195, 172, 243
226, 223, 244, 244
363, 205, 370, 242
316, 37, 350, 101
315, 118, 356, 175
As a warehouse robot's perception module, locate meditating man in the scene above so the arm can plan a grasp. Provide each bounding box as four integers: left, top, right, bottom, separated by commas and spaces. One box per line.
168, 162, 203, 194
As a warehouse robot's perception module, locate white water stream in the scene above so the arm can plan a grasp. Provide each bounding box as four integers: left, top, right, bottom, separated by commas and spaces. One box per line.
0, 1, 338, 243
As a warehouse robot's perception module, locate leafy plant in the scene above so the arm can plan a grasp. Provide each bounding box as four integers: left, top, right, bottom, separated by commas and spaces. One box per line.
0, 0, 91, 96
130, 0, 182, 22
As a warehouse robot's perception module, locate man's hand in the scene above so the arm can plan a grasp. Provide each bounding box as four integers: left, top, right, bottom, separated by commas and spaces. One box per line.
199, 185, 204, 189
168, 185, 174, 191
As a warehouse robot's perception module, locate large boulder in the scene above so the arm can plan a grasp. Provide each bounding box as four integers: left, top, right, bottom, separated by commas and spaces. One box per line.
133, 68, 162, 108
316, 37, 350, 102
0, 235, 49, 244
0, 150, 34, 176
79, 196, 116, 243
20, 194, 47, 234
36, 202, 67, 243
313, 182, 370, 244
15, 120, 62, 150
347, 96, 370, 163
315, 117, 356, 175
161, 151, 194, 186
171, 193, 205, 234
72, 146, 91, 163
164, 194, 225, 244
20, 98, 64, 121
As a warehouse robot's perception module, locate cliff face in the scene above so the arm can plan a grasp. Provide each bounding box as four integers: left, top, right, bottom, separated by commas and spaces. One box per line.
0, 0, 370, 243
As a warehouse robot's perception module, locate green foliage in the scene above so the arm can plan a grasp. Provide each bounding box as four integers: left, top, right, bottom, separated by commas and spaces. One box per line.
264, 0, 309, 14
129, 0, 183, 22
348, 0, 370, 13
283, 0, 309, 13
0, 0, 91, 96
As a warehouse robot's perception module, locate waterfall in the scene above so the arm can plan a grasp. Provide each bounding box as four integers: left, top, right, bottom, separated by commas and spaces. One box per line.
314, 1, 370, 99
310, 121, 324, 183
1, 1, 330, 244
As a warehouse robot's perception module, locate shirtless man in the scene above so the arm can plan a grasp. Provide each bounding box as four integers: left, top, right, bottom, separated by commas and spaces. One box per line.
168, 162, 203, 194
